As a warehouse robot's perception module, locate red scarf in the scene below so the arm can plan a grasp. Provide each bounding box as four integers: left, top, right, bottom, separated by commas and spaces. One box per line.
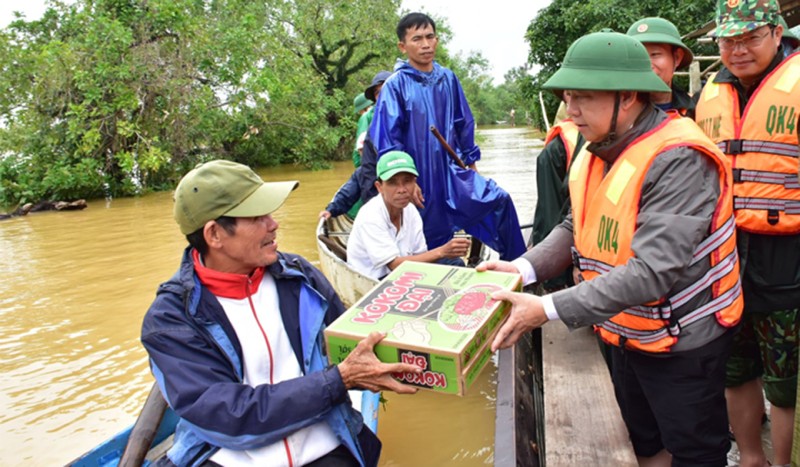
192, 249, 265, 299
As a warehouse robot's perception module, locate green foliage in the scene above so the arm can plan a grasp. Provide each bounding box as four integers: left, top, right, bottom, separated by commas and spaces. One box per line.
525, 0, 716, 127
0, 0, 401, 206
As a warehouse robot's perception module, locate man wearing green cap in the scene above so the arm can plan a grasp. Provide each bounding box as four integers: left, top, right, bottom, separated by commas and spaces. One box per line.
479, 30, 743, 465
352, 93, 372, 167
695, 1, 799, 465
627, 17, 696, 117
353, 70, 391, 169
348, 151, 470, 280
341, 92, 373, 220
141, 160, 421, 466
321, 70, 393, 221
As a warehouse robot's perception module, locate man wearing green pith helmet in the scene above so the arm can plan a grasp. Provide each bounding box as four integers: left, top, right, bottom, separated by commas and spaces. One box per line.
626, 17, 696, 117
479, 30, 743, 466
695, 1, 799, 466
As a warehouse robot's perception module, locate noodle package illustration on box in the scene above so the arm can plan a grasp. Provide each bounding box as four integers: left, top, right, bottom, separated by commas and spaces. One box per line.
324, 261, 522, 396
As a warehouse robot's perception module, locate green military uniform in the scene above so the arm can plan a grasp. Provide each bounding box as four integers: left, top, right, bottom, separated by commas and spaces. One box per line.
530, 131, 584, 291
348, 94, 373, 218
696, 1, 799, 464
698, 0, 800, 407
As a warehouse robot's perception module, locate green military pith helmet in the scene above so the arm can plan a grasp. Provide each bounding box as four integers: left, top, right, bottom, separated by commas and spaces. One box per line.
778, 16, 800, 49
353, 93, 371, 114
542, 30, 671, 95
627, 17, 694, 69
715, 0, 780, 38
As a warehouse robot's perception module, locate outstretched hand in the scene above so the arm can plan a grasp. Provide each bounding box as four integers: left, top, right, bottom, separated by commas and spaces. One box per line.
475, 260, 520, 274
490, 290, 548, 352
338, 332, 420, 394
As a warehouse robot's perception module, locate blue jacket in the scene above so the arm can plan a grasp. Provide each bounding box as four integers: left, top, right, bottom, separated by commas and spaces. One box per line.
368, 61, 526, 260
141, 248, 380, 466
326, 172, 361, 218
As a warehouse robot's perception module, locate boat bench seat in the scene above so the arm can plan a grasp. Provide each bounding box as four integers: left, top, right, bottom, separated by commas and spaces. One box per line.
318, 234, 347, 262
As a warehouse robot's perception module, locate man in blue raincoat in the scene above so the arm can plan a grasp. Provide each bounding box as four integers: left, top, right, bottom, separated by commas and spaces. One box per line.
367, 12, 526, 261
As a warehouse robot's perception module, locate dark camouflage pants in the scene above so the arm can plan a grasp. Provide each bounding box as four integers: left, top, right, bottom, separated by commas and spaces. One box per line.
726, 308, 800, 407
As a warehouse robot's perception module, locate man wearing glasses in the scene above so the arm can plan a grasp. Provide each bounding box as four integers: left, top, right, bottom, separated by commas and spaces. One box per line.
695, 1, 799, 466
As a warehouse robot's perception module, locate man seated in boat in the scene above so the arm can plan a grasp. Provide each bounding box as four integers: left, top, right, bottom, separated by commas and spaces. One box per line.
141, 160, 421, 467
347, 151, 470, 280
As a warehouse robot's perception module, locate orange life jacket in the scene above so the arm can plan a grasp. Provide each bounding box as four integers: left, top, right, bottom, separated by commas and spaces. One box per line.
670, 108, 689, 117
695, 52, 800, 235
569, 114, 743, 353
544, 119, 580, 169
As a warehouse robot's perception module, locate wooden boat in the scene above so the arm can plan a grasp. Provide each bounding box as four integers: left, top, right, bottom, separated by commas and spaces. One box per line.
70, 375, 380, 466
316, 216, 378, 307
69, 384, 178, 467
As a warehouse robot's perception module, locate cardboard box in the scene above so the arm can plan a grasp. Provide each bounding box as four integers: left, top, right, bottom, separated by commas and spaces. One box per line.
324, 261, 521, 395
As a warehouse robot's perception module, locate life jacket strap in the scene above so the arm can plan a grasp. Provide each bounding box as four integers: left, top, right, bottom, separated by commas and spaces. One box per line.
600, 278, 742, 344
733, 197, 800, 214
718, 139, 799, 158
733, 169, 800, 189
571, 247, 613, 274
690, 216, 735, 266
622, 249, 738, 320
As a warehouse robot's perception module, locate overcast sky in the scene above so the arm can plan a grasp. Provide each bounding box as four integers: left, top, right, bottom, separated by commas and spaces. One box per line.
1, 0, 551, 83
400, 0, 550, 82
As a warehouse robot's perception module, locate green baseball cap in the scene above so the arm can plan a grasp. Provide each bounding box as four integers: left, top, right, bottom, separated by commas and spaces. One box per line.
542, 30, 671, 95
376, 151, 419, 181
715, 0, 779, 38
353, 93, 371, 114
627, 17, 694, 69
173, 160, 298, 235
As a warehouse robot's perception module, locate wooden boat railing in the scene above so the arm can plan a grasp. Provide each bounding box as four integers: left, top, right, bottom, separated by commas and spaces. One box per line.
118, 383, 169, 467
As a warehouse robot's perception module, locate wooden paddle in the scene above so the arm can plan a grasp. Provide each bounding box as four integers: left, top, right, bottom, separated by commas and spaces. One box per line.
119, 382, 169, 467
430, 126, 468, 170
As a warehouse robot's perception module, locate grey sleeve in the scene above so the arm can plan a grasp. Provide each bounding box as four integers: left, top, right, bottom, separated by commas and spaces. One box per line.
552, 147, 721, 329
522, 214, 575, 280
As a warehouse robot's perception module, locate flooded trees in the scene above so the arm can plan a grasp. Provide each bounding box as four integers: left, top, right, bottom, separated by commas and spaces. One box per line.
0, 0, 400, 207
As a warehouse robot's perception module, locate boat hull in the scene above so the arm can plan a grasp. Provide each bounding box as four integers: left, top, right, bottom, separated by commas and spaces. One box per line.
71, 391, 379, 467
316, 216, 378, 307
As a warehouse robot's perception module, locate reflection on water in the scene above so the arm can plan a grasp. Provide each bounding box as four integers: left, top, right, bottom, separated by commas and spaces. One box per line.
0, 127, 542, 465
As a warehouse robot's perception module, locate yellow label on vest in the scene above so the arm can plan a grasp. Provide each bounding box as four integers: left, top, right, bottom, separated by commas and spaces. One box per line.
704, 82, 720, 101
774, 64, 800, 94
569, 147, 590, 182
605, 160, 636, 206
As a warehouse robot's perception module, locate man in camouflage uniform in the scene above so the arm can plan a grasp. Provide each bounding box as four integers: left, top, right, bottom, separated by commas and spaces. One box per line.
695, 1, 799, 465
